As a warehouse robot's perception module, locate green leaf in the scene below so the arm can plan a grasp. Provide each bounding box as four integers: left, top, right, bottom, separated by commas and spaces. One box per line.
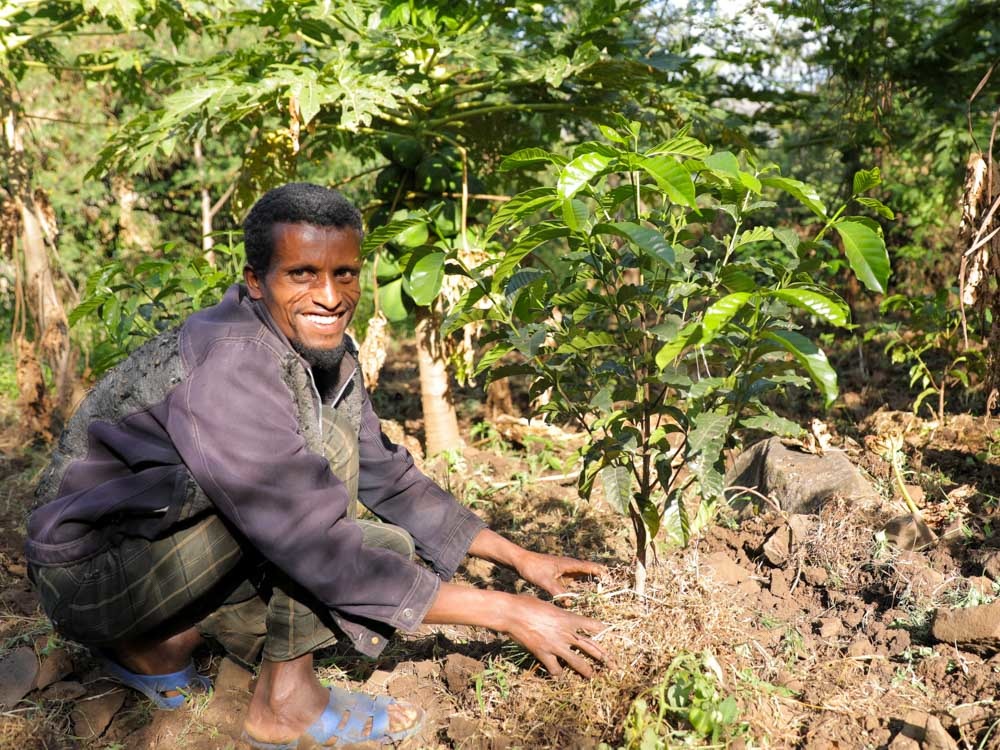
852, 167, 882, 195
739, 413, 805, 438
763, 330, 839, 407
600, 465, 632, 515
407, 251, 445, 306
592, 222, 674, 264
555, 331, 617, 354
363, 218, 426, 254
485, 188, 558, 238
395, 220, 429, 248
557, 152, 612, 200
377, 278, 408, 322
733, 226, 773, 249
773, 227, 800, 254
649, 134, 710, 159
655, 321, 700, 369
700, 293, 752, 339
703, 151, 740, 178
640, 155, 697, 208
597, 124, 628, 144
500, 148, 567, 171
832, 219, 891, 294
770, 288, 850, 327
688, 410, 733, 457
762, 176, 827, 218
561, 198, 589, 231
505, 268, 547, 299
474, 342, 513, 376
855, 196, 895, 220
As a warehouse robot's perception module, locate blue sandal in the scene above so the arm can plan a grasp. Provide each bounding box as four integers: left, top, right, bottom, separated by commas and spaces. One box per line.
241, 684, 425, 748
100, 657, 211, 710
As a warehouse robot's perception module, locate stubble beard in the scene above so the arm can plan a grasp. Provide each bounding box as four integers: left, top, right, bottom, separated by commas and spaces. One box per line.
292, 338, 348, 375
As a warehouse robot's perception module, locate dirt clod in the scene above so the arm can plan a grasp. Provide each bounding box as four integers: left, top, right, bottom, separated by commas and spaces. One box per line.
931, 600, 1000, 654
443, 653, 485, 694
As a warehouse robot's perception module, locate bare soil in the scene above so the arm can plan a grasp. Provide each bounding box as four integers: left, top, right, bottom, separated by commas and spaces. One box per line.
2, 342, 1000, 749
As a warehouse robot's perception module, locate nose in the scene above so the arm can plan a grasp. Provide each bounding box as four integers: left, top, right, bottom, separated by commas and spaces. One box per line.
312, 274, 343, 310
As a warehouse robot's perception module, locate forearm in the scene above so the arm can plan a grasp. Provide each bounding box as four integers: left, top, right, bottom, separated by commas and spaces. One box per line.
422, 581, 514, 630
467, 528, 530, 569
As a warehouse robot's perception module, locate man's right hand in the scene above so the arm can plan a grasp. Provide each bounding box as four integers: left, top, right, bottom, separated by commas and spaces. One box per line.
423, 582, 607, 678
499, 593, 607, 677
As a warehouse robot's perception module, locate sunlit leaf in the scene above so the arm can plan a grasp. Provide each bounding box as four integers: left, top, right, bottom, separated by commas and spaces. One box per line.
377, 278, 408, 322
640, 155, 697, 207
833, 219, 891, 294
592, 222, 674, 264
407, 251, 445, 306
770, 288, 850, 327
557, 152, 612, 200
762, 176, 827, 218
763, 330, 838, 407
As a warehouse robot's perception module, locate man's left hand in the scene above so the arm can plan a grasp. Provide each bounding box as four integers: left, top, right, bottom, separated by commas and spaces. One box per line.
514, 551, 606, 598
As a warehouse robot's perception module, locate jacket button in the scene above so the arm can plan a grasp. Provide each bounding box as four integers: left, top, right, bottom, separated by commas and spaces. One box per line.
402, 608, 413, 619
371, 637, 380, 645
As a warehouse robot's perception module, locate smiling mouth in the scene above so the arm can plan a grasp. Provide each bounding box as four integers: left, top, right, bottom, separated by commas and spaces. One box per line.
301, 312, 344, 329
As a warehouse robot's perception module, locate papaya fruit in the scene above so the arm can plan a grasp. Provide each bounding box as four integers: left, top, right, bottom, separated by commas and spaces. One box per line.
378, 134, 425, 169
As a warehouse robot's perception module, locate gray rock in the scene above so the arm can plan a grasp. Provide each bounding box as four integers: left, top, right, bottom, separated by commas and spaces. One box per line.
725, 437, 883, 515
0, 647, 39, 709
71, 685, 125, 741
883, 515, 937, 551
762, 525, 791, 567
34, 648, 73, 691
931, 600, 1000, 655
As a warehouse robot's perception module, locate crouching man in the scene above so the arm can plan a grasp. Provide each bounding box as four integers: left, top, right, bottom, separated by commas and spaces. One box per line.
25, 182, 606, 748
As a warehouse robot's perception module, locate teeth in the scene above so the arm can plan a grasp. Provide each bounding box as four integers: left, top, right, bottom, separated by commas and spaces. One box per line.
303, 314, 340, 326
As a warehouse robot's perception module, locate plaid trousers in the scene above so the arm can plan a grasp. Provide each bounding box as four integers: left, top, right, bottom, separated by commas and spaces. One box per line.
32, 406, 415, 665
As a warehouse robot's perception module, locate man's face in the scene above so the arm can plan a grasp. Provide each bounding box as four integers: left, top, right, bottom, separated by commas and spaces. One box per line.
244, 222, 362, 355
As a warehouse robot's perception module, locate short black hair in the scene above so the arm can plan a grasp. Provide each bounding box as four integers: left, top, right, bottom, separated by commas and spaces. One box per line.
243, 182, 363, 274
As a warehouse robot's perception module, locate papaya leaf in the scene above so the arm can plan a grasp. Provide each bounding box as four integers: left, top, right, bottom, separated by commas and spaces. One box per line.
763, 330, 838, 407
832, 219, 891, 294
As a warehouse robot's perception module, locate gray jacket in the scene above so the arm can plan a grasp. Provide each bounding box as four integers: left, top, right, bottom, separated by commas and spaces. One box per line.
26, 283, 484, 655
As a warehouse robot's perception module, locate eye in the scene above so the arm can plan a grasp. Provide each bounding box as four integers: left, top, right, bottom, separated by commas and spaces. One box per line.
336, 268, 360, 281
289, 268, 314, 281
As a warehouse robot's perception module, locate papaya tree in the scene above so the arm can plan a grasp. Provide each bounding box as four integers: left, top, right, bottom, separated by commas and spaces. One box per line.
448, 120, 892, 592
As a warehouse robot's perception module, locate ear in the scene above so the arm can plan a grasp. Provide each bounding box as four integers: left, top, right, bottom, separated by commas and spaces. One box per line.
244, 265, 264, 300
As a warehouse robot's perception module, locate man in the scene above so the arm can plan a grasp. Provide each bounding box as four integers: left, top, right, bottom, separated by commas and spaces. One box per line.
26, 183, 606, 748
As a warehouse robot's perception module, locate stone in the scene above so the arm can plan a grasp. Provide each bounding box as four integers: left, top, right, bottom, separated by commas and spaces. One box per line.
932, 600, 1000, 655
0, 647, 39, 709
762, 525, 791, 567
443, 653, 484, 694
883, 515, 938, 551
803, 566, 829, 586
975, 550, 1000, 581
40, 680, 87, 701
923, 714, 959, 750
34, 647, 74, 691
817, 618, 843, 638
448, 716, 485, 748
725, 437, 884, 515
702, 551, 750, 586
787, 514, 815, 545
71, 686, 126, 741
769, 568, 790, 598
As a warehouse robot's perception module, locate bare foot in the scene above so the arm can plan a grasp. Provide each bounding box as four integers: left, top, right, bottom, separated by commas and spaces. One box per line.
244, 654, 421, 745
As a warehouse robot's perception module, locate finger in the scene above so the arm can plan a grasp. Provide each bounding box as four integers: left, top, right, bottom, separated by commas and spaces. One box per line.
556, 646, 595, 678
561, 560, 607, 577
544, 578, 569, 597
568, 614, 607, 634
573, 635, 608, 663
537, 652, 563, 677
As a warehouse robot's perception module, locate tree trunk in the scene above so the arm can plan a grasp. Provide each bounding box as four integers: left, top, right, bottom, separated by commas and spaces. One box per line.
2, 82, 75, 436
415, 305, 463, 456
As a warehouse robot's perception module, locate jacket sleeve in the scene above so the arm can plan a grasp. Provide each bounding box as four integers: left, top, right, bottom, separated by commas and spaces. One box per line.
356, 387, 485, 580
166, 338, 440, 632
